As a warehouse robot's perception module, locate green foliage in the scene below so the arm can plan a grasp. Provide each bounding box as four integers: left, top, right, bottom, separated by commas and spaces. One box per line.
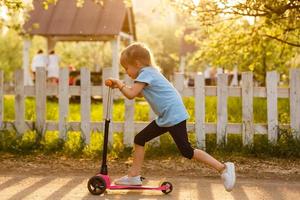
109, 132, 126, 158
135, 10, 180, 79
149, 24, 180, 79
169, 0, 300, 84
63, 131, 84, 156
83, 132, 103, 158
134, 99, 149, 121
188, 19, 297, 84
205, 128, 300, 158
16, 131, 39, 152
170, 0, 300, 46
0, 30, 22, 81
244, 129, 300, 158
41, 131, 64, 153
0, 129, 16, 151
2, 96, 291, 125
55, 41, 112, 70
0, 0, 30, 32
183, 97, 195, 122
0, 129, 41, 154
276, 127, 300, 157
3, 96, 14, 120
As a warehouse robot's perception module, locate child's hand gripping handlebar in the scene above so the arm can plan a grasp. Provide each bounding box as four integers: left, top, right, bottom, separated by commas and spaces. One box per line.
105, 79, 113, 87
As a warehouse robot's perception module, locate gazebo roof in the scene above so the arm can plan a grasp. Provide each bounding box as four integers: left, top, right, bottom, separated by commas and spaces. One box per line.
23, 0, 136, 41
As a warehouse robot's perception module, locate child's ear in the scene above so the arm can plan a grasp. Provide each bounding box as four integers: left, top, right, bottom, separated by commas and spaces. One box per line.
135, 60, 142, 67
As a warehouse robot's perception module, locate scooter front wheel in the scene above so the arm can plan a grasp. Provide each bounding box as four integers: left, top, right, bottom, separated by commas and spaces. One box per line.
87, 176, 106, 195
161, 181, 173, 194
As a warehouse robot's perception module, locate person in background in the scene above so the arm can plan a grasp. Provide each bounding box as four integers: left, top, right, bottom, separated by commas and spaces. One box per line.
31, 49, 47, 82
47, 50, 60, 84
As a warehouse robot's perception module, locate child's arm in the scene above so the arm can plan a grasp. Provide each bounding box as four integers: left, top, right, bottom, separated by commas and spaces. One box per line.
120, 82, 145, 99
106, 78, 145, 100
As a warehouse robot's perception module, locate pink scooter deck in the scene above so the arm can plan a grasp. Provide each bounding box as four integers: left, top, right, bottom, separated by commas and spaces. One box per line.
98, 174, 169, 191
108, 185, 168, 190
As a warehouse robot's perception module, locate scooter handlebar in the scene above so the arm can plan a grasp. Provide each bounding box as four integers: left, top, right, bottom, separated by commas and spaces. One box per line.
105, 79, 113, 87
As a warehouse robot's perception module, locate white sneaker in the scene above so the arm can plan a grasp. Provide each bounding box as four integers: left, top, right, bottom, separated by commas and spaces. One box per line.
221, 162, 236, 192
114, 175, 142, 186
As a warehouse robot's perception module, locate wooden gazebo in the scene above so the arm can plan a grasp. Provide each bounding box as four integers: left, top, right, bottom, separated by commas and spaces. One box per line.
22, 0, 136, 85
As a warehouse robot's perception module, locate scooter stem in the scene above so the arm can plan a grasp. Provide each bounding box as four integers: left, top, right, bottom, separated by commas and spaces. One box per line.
100, 87, 112, 175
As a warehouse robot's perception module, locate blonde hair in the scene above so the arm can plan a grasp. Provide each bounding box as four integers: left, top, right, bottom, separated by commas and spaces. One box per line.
120, 42, 157, 68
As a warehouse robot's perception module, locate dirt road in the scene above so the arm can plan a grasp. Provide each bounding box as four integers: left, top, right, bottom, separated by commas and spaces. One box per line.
1, 174, 300, 200
1, 154, 300, 199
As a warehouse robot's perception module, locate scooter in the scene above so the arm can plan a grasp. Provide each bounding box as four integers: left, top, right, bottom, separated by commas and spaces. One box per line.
87, 80, 173, 195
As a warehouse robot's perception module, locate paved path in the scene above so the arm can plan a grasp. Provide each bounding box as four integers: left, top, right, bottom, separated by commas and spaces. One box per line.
0, 174, 299, 200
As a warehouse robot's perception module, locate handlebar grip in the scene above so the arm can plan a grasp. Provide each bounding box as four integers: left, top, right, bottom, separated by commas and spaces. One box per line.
105, 79, 113, 87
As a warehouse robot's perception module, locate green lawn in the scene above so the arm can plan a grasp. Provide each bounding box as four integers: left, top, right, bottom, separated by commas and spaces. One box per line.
3, 96, 290, 124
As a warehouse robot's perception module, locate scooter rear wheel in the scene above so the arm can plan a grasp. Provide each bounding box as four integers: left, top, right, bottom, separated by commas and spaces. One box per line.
87, 176, 106, 195
161, 181, 173, 194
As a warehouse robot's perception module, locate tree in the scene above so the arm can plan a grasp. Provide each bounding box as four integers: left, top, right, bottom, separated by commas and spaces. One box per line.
170, 0, 300, 47
133, 0, 180, 79
145, 24, 179, 79
0, 0, 31, 32
56, 41, 112, 70
168, 0, 300, 84
0, 30, 22, 82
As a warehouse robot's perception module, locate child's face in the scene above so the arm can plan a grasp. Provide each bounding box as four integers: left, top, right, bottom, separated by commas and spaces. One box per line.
123, 62, 141, 79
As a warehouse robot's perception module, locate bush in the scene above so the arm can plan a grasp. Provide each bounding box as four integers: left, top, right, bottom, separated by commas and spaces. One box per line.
63, 131, 85, 156
276, 127, 300, 157
0, 130, 17, 151
0, 129, 41, 154
41, 131, 64, 154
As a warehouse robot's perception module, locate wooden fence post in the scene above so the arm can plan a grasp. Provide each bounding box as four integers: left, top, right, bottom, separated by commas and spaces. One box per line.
195, 73, 205, 149
14, 69, 25, 134
59, 68, 69, 139
124, 75, 134, 147
217, 73, 228, 144
242, 72, 254, 145
35, 67, 47, 134
290, 68, 300, 138
102, 67, 113, 145
267, 71, 278, 143
173, 72, 185, 93
0, 70, 3, 129
80, 67, 91, 143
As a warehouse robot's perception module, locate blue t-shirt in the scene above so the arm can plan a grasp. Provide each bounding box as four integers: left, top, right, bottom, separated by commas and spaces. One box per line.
135, 66, 189, 127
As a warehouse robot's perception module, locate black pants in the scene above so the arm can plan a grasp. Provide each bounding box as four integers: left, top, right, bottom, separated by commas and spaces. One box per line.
134, 120, 194, 159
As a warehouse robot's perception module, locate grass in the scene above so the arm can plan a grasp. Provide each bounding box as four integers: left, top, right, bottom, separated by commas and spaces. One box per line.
1, 96, 299, 158
3, 96, 290, 123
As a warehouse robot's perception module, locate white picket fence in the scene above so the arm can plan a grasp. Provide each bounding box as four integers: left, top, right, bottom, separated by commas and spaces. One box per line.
0, 67, 300, 149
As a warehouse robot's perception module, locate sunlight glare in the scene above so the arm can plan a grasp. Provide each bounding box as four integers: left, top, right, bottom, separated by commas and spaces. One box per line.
0, 6, 8, 21
192, 0, 200, 6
